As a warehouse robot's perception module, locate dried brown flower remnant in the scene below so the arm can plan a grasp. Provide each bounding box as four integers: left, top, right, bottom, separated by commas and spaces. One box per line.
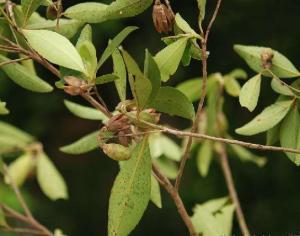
63, 76, 87, 96
152, 0, 174, 33
261, 48, 274, 69
46, 1, 63, 20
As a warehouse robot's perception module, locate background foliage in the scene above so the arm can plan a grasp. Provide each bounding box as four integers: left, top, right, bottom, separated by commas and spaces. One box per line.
1, 0, 300, 235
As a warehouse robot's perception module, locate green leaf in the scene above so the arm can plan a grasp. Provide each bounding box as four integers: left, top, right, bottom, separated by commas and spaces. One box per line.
175, 13, 197, 34
37, 152, 68, 200
150, 174, 162, 208
64, 100, 107, 121
236, 99, 293, 136
5, 153, 35, 186
229, 142, 267, 167
108, 138, 151, 236
54, 229, 67, 236
266, 124, 280, 145
77, 41, 97, 79
197, 0, 206, 22
191, 205, 223, 236
0, 121, 34, 144
0, 135, 28, 152
0, 100, 9, 115
122, 50, 152, 109
155, 37, 189, 82
0, 206, 8, 227
271, 78, 294, 96
76, 24, 93, 47
197, 140, 213, 177
148, 87, 195, 120
154, 157, 178, 179
23, 29, 86, 73
234, 45, 300, 78
97, 26, 138, 70
112, 48, 127, 101
239, 74, 261, 112
65, 2, 108, 23
28, 19, 84, 39
228, 68, 248, 80
279, 105, 300, 166
105, 0, 153, 21
224, 76, 241, 97
149, 133, 182, 161
0, 55, 53, 93
144, 50, 161, 103
176, 78, 202, 102
60, 131, 99, 154
215, 204, 235, 236
201, 197, 229, 212
21, 0, 44, 25
95, 74, 120, 85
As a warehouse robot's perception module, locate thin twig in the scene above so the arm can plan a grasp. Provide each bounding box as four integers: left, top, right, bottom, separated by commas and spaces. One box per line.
152, 163, 197, 236
216, 144, 251, 236
82, 93, 113, 118
0, 57, 30, 67
138, 120, 300, 154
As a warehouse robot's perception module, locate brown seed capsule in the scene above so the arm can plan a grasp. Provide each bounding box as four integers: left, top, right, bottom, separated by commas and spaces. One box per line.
261, 48, 274, 69
102, 143, 131, 161
63, 76, 87, 96
152, 0, 174, 33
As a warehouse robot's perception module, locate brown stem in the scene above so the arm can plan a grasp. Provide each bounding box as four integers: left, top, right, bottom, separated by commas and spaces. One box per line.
152, 164, 197, 236
137, 120, 300, 155
0, 57, 30, 67
216, 145, 251, 236
82, 93, 112, 118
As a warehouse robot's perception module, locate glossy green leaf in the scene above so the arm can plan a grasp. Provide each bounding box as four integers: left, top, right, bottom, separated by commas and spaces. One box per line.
148, 87, 195, 120
0, 55, 53, 93
175, 13, 197, 34
197, 140, 213, 177
5, 153, 35, 186
224, 76, 241, 97
150, 174, 162, 208
155, 37, 189, 82
97, 26, 138, 70
239, 74, 261, 112
65, 2, 108, 23
279, 106, 300, 165
60, 131, 99, 155
64, 100, 107, 121
234, 45, 300, 78
21, 0, 44, 25
23, 30, 86, 73
0, 121, 34, 144
144, 50, 161, 103
95, 74, 120, 85
77, 41, 97, 79
28, 19, 84, 39
236, 99, 293, 136
37, 152, 68, 200
0, 100, 9, 115
108, 138, 151, 236
112, 48, 127, 101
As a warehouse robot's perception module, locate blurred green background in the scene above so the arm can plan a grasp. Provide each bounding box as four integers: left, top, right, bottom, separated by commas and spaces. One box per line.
1, 0, 300, 235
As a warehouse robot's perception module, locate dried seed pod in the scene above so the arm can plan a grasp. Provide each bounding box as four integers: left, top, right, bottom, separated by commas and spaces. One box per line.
102, 143, 131, 161
63, 76, 87, 96
261, 48, 274, 69
152, 0, 174, 33
46, 1, 63, 20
